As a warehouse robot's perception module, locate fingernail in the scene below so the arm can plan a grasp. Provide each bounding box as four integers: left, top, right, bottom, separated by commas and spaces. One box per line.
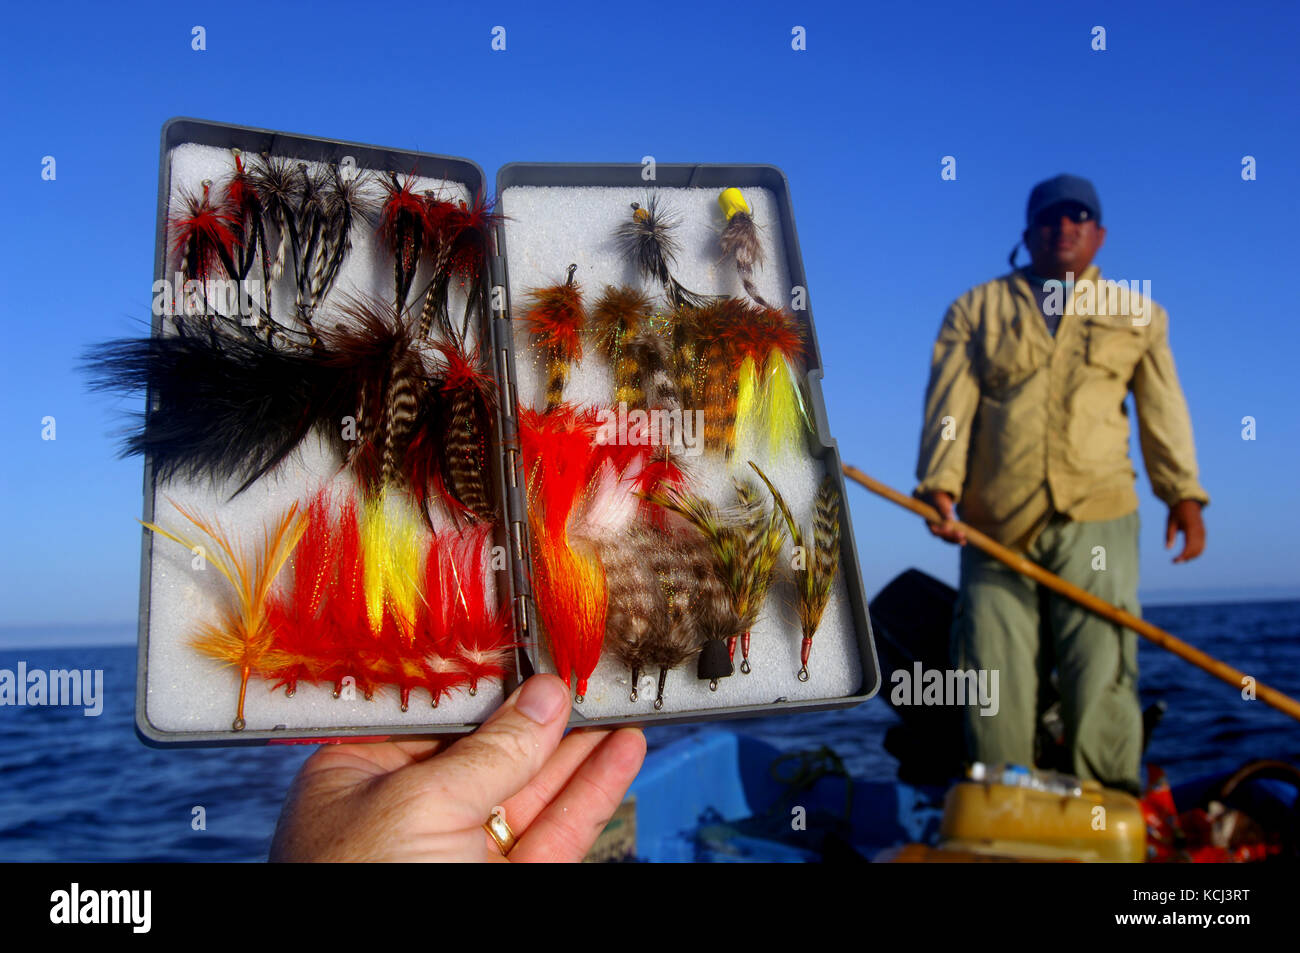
515, 676, 568, 725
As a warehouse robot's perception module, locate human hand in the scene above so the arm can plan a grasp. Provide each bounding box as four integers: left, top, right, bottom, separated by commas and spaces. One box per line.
1166, 499, 1206, 564
923, 491, 967, 545
269, 674, 646, 862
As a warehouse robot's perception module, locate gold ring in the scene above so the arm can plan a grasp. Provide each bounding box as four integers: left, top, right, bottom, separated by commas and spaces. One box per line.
483, 808, 517, 856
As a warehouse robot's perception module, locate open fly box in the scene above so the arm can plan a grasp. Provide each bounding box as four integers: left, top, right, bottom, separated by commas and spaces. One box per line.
117, 118, 880, 746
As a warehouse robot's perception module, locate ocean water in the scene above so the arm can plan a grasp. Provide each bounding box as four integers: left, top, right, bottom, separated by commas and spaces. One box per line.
1, 601, 1297, 862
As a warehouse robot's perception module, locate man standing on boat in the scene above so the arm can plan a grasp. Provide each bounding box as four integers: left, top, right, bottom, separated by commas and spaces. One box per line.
914, 174, 1209, 794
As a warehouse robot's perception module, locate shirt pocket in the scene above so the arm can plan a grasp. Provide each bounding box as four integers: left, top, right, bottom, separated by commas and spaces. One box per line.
980, 321, 1040, 396
1084, 318, 1146, 381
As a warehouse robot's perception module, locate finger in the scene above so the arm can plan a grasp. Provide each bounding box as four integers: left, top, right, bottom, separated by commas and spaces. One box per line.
1165, 516, 1177, 550
483, 729, 613, 859
1175, 529, 1205, 563
928, 521, 965, 545
497, 728, 614, 830
509, 727, 647, 863
402, 674, 572, 827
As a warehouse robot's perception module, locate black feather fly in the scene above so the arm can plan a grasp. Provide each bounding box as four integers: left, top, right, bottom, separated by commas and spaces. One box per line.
378, 172, 428, 319
84, 320, 343, 495
615, 195, 721, 309
84, 295, 470, 521
224, 149, 264, 287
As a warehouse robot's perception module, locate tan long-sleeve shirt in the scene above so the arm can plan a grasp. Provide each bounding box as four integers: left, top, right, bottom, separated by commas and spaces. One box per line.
915, 265, 1209, 550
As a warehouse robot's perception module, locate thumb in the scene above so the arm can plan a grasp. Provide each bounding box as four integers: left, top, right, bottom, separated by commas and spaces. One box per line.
405, 674, 572, 825
1165, 511, 1178, 550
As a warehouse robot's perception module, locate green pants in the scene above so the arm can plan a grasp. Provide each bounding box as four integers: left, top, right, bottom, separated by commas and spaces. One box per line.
950, 511, 1142, 792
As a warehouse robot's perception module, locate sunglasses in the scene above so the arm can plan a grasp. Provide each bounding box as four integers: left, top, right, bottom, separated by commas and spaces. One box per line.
1032, 203, 1095, 229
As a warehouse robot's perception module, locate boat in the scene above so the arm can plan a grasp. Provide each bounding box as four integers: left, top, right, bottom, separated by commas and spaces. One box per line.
596, 570, 1300, 863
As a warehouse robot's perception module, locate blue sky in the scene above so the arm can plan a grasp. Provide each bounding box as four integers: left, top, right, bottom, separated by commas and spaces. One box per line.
2, 0, 1298, 627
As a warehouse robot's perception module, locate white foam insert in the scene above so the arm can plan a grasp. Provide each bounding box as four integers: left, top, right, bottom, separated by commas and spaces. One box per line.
500, 185, 864, 720
144, 143, 507, 734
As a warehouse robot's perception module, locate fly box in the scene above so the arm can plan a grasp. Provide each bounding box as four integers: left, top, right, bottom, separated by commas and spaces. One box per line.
104, 118, 880, 746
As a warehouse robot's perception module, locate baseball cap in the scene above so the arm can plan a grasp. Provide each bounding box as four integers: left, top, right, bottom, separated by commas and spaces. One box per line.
1026, 174, 1102, 226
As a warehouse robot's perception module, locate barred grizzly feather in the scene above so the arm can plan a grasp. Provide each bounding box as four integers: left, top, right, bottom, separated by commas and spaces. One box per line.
317, 296, 430, 497
601, 531, 710, 706
676, 530, 741, 682
750, 464, 841, 672
808, 477, 842, 630
644, 538, 708, 664
690, 300, 752, 455
599, 535, 660, 697
624, 326, 679, 412
727, 478, 786, 673
639, 487, 745, 645
731, 479, 786, 633
308, 163, 378, 316
436, 340, 498, 522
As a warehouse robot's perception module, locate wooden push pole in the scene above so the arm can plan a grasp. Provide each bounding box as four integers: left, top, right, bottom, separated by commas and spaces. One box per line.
842, 464, 1300, 724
